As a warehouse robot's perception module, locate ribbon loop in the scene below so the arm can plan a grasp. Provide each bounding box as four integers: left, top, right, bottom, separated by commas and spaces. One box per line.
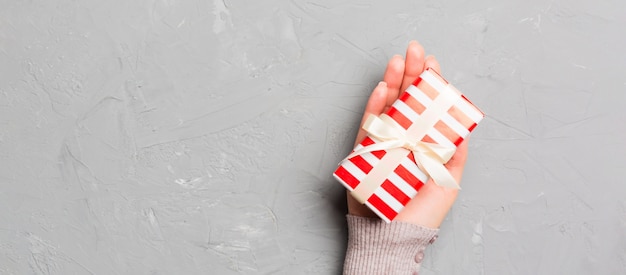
345, 114, 460, 191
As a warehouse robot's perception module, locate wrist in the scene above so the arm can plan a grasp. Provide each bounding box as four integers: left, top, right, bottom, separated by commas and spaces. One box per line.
346, 192, 378, 218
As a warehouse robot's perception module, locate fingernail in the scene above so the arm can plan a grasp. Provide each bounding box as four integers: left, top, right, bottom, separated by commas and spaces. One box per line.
378, 81, 387, 87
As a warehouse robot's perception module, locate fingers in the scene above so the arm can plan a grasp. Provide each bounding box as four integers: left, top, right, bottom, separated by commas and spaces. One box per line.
400, 40, 426, 92
382, 41, 435, 110
424, 55, 441, 74
364, 81, 389, 116
354, 82, 388, 146
382, 55, 405, 108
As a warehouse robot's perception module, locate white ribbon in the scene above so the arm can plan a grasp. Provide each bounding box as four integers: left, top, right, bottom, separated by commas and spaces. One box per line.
345, 114, 460, 203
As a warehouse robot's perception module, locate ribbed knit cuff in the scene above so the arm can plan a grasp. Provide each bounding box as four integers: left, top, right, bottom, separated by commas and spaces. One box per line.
343, 215, 439, 275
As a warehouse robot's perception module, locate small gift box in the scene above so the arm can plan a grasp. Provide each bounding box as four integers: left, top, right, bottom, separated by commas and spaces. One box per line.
334, 68, 484, 222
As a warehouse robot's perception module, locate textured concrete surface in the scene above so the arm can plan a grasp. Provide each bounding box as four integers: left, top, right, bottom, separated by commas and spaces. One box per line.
1, 0, 625, 274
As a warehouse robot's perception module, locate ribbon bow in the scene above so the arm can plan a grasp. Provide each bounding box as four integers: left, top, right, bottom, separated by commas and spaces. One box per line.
345, 114, 459, 203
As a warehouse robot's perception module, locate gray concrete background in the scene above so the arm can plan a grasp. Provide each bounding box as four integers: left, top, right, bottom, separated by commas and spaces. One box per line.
1, 0, 625, 274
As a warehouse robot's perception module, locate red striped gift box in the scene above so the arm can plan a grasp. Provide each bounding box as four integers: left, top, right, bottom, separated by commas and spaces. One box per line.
334, 68, 484, 222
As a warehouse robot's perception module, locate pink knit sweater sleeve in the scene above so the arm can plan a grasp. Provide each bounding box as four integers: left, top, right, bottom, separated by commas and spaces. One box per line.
343, 215, 439, 275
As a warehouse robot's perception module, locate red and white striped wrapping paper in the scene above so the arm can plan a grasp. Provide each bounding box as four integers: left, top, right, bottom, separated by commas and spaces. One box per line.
333, 68, 484, 222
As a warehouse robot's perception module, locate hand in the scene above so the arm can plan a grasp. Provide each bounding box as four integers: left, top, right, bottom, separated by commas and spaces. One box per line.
346, 40, 469, 228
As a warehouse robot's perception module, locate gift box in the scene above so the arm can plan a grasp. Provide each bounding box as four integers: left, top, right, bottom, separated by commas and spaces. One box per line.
334, 68, 484, 222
